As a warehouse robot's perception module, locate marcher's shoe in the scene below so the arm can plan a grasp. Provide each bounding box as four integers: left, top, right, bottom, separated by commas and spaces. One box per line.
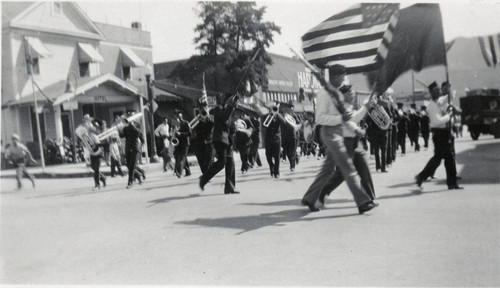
102, 177, 107, 188
415, 175, 423, 188
314, 199, 324, 209
274, 174, 280, 179
270, 172, 274, 178
175, 172, 181, 178
93, 185, 100, 191
185, 172, 191, 177
225, 190, 240, 194
430, 176, 437, 180
301, 199, 320, 212
448, 185, 464, 190
456, 176, 462, 180
290, 168, 295, 172
142, 174, 146, 180
199, 177, 206, 191
358, 201, 379, 214
381, 170, 388, 173
126, 184, 132, 189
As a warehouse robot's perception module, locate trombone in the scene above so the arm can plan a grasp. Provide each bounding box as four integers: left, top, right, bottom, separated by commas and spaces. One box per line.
189, 109, 209, 129
263, 103, 280, 127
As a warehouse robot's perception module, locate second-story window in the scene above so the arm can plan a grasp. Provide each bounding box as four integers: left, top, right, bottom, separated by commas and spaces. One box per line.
26, 57, 40, 75
79, 62, 89, 77
122, 66, 131, 80
52, 2, 62, 16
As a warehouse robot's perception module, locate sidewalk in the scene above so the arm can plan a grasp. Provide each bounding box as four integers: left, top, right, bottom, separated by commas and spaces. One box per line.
0, 155, 199, 179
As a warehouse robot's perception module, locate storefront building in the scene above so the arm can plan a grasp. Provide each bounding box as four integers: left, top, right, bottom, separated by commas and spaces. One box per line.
1, 2, 153, 156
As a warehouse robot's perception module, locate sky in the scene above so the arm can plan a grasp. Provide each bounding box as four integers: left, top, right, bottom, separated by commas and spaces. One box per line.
76, 0, 500, 63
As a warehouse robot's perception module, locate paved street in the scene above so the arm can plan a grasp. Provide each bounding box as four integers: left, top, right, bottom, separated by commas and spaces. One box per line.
1, 135, 499, 286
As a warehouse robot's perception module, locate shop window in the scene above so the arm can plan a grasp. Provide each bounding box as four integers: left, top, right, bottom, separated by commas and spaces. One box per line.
26, 57, 40, 75
122, 66, 131, 80
82, 104, 94, 118
79, 62, 89, 77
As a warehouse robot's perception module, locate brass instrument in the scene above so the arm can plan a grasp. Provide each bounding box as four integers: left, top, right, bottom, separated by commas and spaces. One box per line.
367, 104, 391, 130
97, 112, 143, 141
171, 137, 179, 147
284, 113, 301, 132
235, 118, 252, 137
75, 125, 102, 156
263, 103, 280, 127
189, 109, 209, 129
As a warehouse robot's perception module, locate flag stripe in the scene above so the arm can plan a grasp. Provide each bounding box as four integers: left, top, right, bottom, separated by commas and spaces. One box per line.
302, 3, 399, 73
479, 36, 493, 67
304, 32, 386, 54
303, 21, 390, 49
488, 35, 498, 66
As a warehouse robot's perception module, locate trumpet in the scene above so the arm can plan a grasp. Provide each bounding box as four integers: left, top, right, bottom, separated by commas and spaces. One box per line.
263, 104, 280, 127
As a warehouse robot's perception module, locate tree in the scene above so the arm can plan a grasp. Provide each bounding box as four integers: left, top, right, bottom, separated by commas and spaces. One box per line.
170, 2, 280, 95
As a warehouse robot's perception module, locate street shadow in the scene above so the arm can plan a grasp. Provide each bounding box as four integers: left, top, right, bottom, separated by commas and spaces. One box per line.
146, 193, 218, 208
176, 208, 360, 235
455, 141, 500, 185
241, 198, 353, 207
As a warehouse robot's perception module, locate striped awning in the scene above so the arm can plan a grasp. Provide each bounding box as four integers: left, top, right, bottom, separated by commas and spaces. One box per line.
25, 36, 52, 58
78, 43, 104, 63
120, 47, 145, 67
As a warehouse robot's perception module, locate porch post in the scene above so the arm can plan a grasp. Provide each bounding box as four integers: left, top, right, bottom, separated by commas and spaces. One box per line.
139, 96, 149, 164
54, 105, 64, 144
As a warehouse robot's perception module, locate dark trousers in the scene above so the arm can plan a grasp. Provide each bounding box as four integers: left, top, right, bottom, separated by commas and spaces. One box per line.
282, 138, 298, 170
386, 128, 393, 164
249, 141, 262, 167
110, 157, 124, 177
237, 144, 251, 172
90, 155, 105, 187
125, 148, 138, 185
319, 137, 375, 201
422, 129, 430, 148
417, 129, 458, 187
195, 143, 213, 175
391, 126, 398, 162
397, 132, 406, 155
373, 132, 388, 171
409, 129, 420, 151
200, 142, 236, 193
266, 141, 281, 176
174, 145, 191, 176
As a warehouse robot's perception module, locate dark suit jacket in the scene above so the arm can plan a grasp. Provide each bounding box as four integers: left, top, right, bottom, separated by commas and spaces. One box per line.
210, 104, 235, 145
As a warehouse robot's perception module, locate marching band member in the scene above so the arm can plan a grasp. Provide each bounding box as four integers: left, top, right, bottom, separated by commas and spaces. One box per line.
415, 81, 462, 190
199, 93, 240, 194
5, 134, 36, 190
89, 119, 107, 190
249, 115, 262, 168
109, 136, 125, 177
408, 103, 421, 152
396, 102, 410, 156
234, 112, 254, 174
119, 114, 144, 189
366, 96, 389, 173
264, 102, 286, 178
301, 65, 378, 214
173, 111, 192, 178
420, 105, 431, 149
194, 99, 214, 175
155, 118, 170, 166
316, 84, 377, 206
281, 103, 301, 172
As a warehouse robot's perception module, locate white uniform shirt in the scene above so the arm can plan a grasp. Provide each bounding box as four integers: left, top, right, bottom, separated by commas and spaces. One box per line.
428, 95, 451, 129
315, 88, 343, 126
154, 123, 170, 137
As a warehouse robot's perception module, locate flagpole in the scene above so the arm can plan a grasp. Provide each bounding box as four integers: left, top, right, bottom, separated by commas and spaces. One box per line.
26, 37, 45, 172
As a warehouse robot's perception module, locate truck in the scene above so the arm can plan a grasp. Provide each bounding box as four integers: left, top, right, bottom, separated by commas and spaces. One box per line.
460, 89, 500, 140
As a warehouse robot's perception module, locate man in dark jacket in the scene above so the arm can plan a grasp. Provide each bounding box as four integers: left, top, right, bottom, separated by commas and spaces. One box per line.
173, 111, 192, 178
408, 103, 421, 152
194, 100, 214, 175
396, 102, 410, 156
420, 105, 430, 149
249, 115, 262, 168
264, 103, 286, 178
119, 116, 144, 188
199, 94, 240, 194
281, 105, 301, 172
234, 112, 254, 174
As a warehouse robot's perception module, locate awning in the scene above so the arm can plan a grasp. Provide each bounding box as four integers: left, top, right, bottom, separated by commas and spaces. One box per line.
25, 36, 51, 58
78, 43, 104, 63
120, 47, 145, 67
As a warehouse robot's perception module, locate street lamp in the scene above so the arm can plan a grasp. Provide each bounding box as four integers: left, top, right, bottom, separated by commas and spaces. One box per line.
64, 73, 78, 163
145, 74, 158, 162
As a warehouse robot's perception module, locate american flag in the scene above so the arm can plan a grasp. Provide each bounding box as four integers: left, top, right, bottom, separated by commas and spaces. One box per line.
302, 3, 400, 74
478, 34, 500, 67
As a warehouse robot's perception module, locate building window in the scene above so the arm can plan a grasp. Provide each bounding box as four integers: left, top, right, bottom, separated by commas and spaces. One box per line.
79, 62, 89, 77
26, 57, 40, 75
122, 66, 131, 80
30, 107, 46, 142
52, 2, 62, 15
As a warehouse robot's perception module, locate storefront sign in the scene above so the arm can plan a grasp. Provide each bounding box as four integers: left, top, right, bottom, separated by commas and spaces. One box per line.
62, 101, 78, 110
94, 96, 108, 103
